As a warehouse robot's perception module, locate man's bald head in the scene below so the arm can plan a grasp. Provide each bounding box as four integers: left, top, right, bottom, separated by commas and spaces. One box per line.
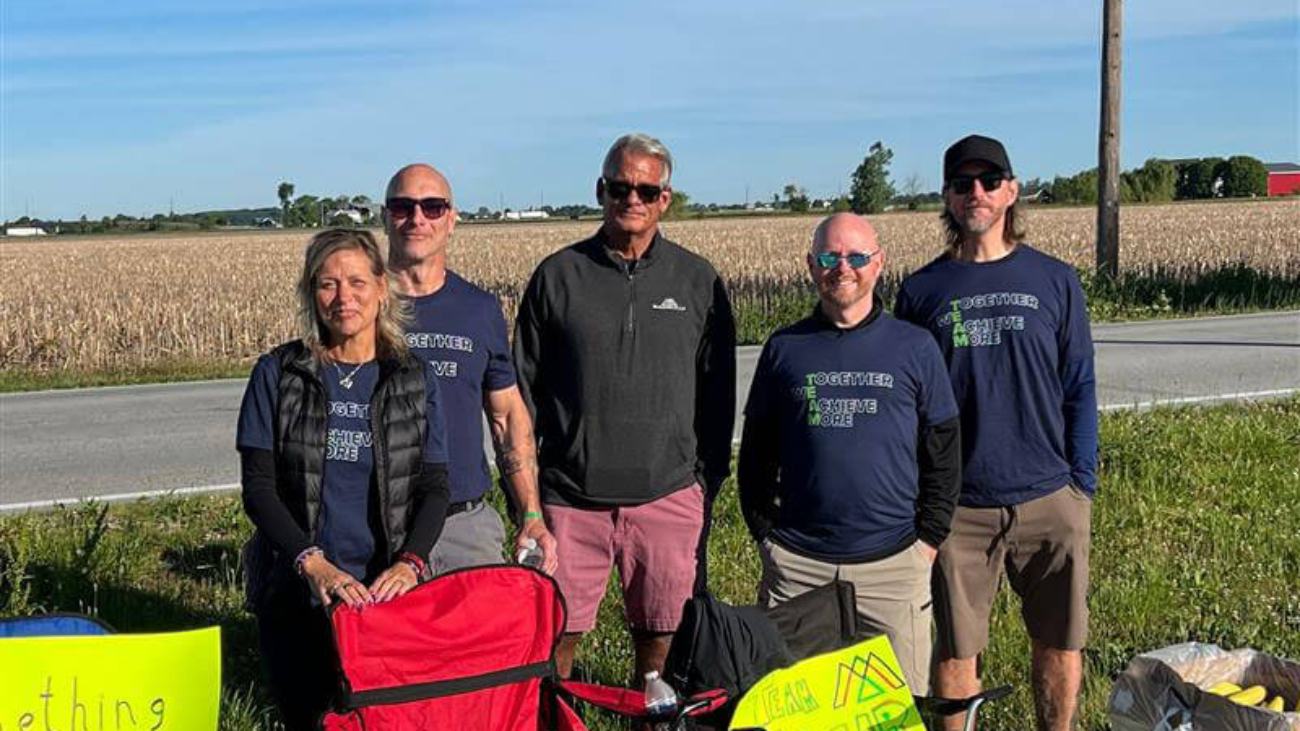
384, 163, 458, 276
386, 163, 453, 203
811, 212, 880, 255
806, 212, 884, 324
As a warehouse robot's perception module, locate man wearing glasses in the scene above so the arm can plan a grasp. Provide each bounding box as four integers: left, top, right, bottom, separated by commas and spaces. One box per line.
514, 134, 736, 682
738, 213, 960, 694
894, 135, 1097, 731
383, 164, 558, 577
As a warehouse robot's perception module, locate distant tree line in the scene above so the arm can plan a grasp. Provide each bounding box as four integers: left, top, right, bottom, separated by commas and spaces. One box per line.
9, 156, 1275, 237
275, 182, 379, 228
462, 189, 693, 221
1046, 156, 1269, 205
456, 204, 600, 221
2, 210, 273, 234
837, 142, 1274, 214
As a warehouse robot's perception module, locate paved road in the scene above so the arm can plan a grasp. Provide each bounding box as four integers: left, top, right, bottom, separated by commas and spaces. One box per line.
2, 311, 1296, 512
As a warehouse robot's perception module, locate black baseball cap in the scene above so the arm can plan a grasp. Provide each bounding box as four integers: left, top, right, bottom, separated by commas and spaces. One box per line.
944, 135, 1013, 182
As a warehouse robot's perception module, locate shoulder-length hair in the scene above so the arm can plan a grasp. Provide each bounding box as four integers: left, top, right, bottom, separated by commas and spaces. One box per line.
296, 228, 410, 360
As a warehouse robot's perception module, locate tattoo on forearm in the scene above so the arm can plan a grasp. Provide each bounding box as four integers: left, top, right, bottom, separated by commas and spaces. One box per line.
496, 448, 538, 477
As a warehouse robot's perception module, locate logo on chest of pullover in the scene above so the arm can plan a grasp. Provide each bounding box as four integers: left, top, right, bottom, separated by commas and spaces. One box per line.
651, 297, 687, 312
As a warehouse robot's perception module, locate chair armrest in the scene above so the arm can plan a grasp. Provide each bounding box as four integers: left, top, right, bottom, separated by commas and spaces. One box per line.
914, 684, 1013, 717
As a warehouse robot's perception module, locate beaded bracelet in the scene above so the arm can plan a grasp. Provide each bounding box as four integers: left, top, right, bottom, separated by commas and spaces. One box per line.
294, 546, 323, 576
396, 551, 426, 576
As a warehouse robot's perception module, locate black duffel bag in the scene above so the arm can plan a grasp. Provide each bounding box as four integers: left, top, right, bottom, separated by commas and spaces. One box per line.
664, 581, 859, 730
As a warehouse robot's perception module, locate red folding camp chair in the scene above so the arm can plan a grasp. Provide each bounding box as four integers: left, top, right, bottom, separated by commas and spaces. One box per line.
320, 565, 727, 731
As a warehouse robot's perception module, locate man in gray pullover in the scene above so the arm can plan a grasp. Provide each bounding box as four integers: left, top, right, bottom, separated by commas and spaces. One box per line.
515, 133, 736, 684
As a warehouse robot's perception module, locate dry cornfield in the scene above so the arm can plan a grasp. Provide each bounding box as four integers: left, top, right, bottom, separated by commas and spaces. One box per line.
2, 199, 1298, 374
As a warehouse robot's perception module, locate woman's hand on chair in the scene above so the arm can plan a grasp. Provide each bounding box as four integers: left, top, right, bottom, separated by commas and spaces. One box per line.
302, 554, 372, 608
369, 561, 420, 603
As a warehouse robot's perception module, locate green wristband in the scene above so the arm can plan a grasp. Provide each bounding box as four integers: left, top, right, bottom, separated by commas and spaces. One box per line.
522, 511, 543, 520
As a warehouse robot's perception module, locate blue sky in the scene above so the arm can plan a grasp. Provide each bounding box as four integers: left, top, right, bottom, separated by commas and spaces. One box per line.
3, 1, 1296, 220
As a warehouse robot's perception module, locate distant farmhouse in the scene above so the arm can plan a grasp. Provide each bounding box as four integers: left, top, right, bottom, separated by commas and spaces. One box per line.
1265, 163, 1300, 197
327, 202, 380, 225
503, 209, 550, 221
330, 209, 366, 225
4, 226, 49, 237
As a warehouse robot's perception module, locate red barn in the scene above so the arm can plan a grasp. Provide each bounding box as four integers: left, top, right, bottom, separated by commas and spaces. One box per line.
1266, 163, 1300, 196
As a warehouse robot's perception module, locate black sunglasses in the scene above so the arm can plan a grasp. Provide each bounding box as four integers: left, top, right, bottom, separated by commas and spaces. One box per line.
386, 196, 451, 220
601, 178, 665, 202
946, 173, 1009, 195
814, 251, 879, 269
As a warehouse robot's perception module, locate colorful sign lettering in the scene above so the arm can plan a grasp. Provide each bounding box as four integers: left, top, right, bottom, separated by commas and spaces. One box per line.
729, 635, 924, 731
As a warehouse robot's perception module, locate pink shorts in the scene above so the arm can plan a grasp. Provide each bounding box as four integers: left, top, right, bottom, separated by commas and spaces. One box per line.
544, 484, 705, 634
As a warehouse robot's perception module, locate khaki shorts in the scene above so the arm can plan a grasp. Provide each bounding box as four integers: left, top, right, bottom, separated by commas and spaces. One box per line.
428, 500, 507, 575
934, 485, 1092, 659
758, 539, 934, 694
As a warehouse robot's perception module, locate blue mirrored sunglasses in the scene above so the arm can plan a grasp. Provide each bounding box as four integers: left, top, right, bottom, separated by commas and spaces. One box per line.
815, 251, 879, 269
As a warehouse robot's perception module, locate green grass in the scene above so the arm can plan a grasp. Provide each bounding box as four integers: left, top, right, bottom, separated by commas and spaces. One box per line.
1077, 264, 1300, 321
2, 398, 1298, 730
0, 359, 248, 393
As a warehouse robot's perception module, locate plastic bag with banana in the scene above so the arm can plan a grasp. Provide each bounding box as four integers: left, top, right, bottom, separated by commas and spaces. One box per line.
1110, 642, 1300, 731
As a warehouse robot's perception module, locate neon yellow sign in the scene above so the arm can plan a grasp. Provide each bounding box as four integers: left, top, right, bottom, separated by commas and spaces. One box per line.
0, 626, 220, 731
730, 635, 924, 731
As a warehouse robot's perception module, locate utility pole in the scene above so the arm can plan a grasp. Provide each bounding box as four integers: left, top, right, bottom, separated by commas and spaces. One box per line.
1096, 0, 1122, 278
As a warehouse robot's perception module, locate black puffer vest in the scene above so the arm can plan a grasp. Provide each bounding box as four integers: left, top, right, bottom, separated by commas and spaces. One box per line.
272, 340, 427, 558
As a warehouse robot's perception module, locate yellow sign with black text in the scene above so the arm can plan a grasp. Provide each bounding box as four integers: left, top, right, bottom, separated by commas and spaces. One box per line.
0, 626, 220, 731
730, 635, 924, 731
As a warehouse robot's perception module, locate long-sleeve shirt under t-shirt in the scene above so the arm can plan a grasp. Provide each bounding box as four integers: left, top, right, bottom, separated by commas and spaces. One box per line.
738, 302, 961, 562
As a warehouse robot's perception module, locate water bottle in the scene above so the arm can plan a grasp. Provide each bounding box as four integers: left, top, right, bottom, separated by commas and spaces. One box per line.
644, 670, 678, 721
516, 538, 545, 569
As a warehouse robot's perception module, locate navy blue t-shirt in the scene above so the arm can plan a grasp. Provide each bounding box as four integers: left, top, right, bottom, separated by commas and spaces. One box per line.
236, 356, 449, 580
894, 244, 1098, 507
405, 271, 517, 504
744, 312, 959, 560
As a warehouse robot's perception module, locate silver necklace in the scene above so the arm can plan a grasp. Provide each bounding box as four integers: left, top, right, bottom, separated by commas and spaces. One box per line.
334, 361, 366, 390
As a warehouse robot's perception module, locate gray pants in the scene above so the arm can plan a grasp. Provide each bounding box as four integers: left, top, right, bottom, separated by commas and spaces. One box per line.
428, 500, 508, 575
759, 538, 934, 694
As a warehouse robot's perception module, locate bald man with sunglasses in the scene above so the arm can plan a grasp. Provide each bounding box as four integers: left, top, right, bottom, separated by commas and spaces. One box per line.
383, 164, 558, 578
738, 213, 961, 693
514, 133, 736, 684
895, 136, 1098, 731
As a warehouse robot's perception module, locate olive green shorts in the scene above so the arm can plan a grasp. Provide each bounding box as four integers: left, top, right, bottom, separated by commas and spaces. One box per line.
934, 485, 1092, 659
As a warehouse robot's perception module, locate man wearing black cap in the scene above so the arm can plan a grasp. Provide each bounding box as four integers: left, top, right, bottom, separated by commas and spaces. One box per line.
895, 135, 1098, 731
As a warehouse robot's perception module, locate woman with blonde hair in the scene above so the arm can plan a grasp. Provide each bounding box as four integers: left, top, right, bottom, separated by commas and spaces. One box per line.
237, 228, 450, 730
